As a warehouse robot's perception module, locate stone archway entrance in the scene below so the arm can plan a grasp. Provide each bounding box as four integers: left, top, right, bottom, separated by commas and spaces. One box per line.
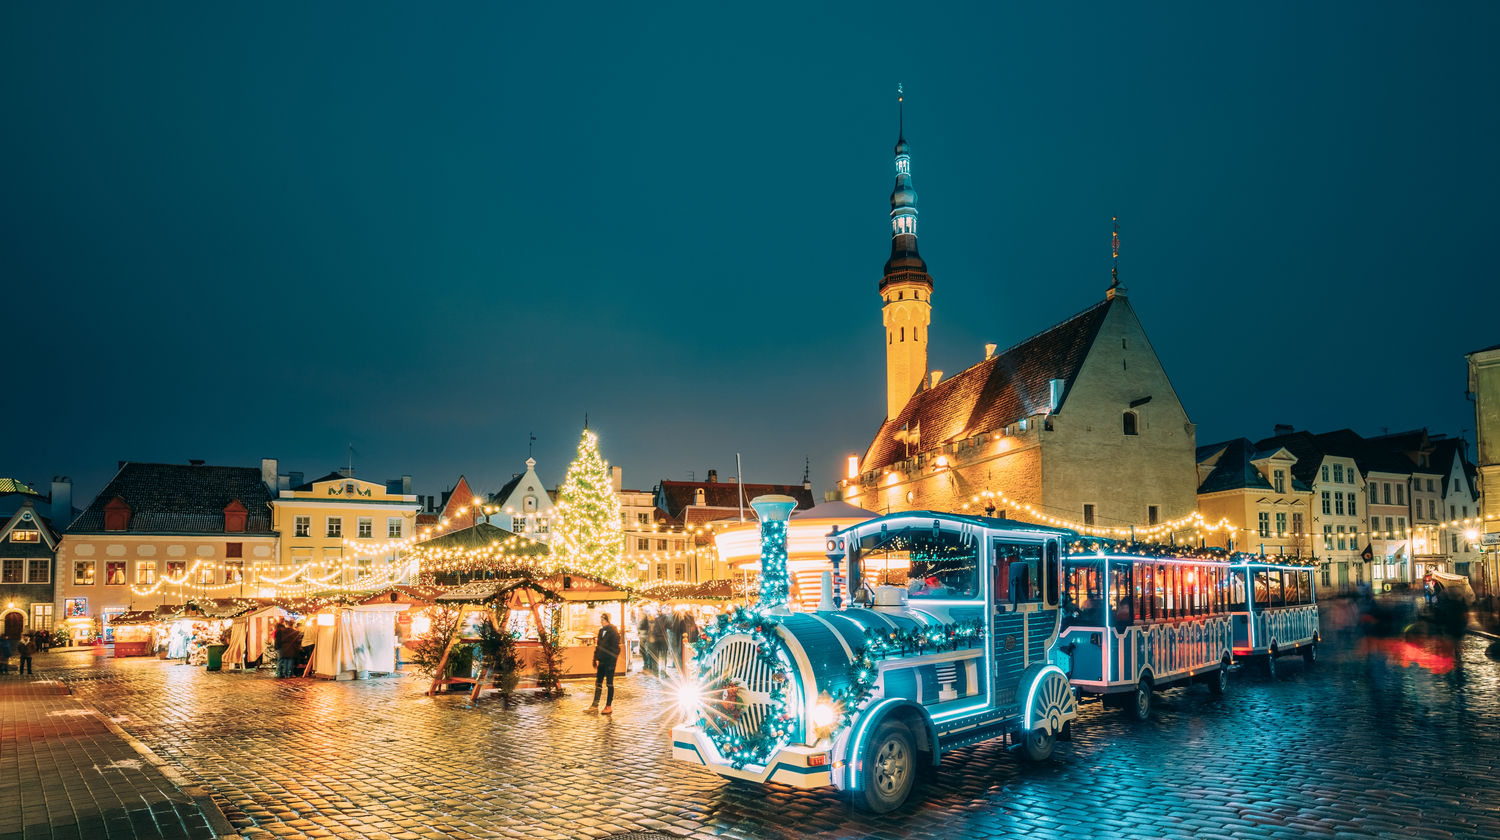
3, 611, 23, 640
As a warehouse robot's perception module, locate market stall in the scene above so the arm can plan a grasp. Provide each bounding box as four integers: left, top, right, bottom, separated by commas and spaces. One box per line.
109, 610, 158, 657
356, 585, 446, 668
305, 602, 408, 680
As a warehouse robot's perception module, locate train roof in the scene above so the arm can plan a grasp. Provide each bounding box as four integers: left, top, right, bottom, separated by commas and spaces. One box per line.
832, 510, 1077, 538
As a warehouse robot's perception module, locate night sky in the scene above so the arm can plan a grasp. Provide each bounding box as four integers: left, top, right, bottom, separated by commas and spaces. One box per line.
4, 3, 1497, 507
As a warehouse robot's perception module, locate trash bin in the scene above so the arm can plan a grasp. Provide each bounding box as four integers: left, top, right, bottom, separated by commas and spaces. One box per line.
206, 644, 228, 671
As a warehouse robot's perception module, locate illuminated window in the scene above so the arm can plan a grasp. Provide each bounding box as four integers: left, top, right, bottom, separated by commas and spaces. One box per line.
198, 566, 215, 585
106, 561, 126, 585
167, 561, 185, 578
137, 561, 157, 584
9, 529, 40, 543
656, 539, 667, 551
1276, 512, 1287, 536
31, 603, 52, 630
226, 562, 243, 583
74, 561, 95, 585
1323, 526, 1333, 551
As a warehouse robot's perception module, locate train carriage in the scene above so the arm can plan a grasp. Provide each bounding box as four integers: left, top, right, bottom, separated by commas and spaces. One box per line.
1228, 560, 1320, 677
1058, 546, 1237, 719
670, 510, 1080, 813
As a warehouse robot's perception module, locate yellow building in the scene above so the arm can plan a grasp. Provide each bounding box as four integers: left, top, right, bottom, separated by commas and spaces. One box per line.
1196, 439, 1314, 559
1468, 344, 1500, 581
270, 468, 419, 591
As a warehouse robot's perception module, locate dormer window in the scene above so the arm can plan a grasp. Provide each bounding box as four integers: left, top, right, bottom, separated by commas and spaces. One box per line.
223, 499, 247, 533
9, 530, 40, 543
103, 496, 131, 531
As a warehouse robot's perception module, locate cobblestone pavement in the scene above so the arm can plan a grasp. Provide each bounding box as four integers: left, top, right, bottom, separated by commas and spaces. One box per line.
21, 628, 1500, 840
0, 675, 229, 840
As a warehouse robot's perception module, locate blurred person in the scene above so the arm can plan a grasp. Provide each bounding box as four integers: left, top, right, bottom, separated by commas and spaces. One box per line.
17, 634, 34, 675
585, 613, 621, 715
637, 612, 657, 676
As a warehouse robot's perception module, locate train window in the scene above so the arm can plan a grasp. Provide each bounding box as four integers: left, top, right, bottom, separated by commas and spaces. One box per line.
1228, 570, 1249, 610
1109, 564, 1133, 628
855, 524, 982, 602
1297, 570, 1313, 604
1045, 542, 1060, 606
994, 542, 1044, 606
1064, 562, 1105, 625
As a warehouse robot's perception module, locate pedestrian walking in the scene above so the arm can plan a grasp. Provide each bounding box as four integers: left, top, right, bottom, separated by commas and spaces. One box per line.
585, 613, 621, 715
638, 613, 657, 676
650, 611, 668, 676
17, 635, 34, 675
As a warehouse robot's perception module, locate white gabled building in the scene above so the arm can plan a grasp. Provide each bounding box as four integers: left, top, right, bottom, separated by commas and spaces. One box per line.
491, 458, 556, 543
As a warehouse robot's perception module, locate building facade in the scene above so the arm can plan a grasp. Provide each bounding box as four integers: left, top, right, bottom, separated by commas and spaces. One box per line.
1195, 439, 1313, 559
1469, 344, 1500, 575
0, 477, 72, 639
1255, 429, 1367, 593
492, 459, 556, 542
270, 465, 419, 590
56, 462, 277, 641
837, 103, 1197, 532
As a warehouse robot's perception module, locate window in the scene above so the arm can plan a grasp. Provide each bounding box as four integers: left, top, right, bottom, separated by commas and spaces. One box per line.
1370, 484, 1378, 504
1258, 512, 1270, 538
1324, 526, 1334, 551
1276, 512, 1287, 536
1333, 464, 1344, 484
637, 538, 649, 551
1428, 479, 1435, 492
295, 516, 310, 538
226, 542, 242, 558
1123, 412, 1138, 435
1335, 494, 1344, 515
1083, 504, 1096, 526
1347, 494, 1356, 517
656, 539, 667, 550
1397, 517, 1406, 535
388, 518, 403, 539
1148, 505, 1159, 526
106, 561, 126, 585
326, 518, 342, 538
136, 561, 156, 585
1453, 534, 1460, 553
1321, 491, 1331, 515
31, 603, 53, 631
1293, 513, 1304, 537
674, 564, 686, 579
27, 559, 50, 583
1395, 485, 1404, 505
637, 513, 650, 525
9, 529, 40, 543
1383, 483, 1391, 505
74, 561, 95, 585
1, 559, 20, 583
1451, 505, 1457, 520
656, 563, 667, 579
1454, 479, 1462, 493
1337, 525, 1347, 551
1273, 470, 1286, 493
167, 561, 185, 578
1463, 505, 1470, 517
1321, 465, 1330, 483
357, 518, 373, 539
1428, 499, 1435, 520
198, 566, 215, 585
1322, 567, 1332, 587
226, 562, 243, 583
1384, 517, 1394, 535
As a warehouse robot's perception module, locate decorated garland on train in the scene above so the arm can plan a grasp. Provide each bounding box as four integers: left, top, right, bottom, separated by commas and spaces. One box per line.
1065, 538, 1318, 566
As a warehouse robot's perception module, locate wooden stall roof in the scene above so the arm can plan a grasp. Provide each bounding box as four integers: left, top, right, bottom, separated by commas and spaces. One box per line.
434, 578, 558, 605
636, 578, 743, 604
356, 584, 447, 607
110, 610, 159, 626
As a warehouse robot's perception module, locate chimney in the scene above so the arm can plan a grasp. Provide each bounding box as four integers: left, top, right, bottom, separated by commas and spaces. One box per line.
261, 458, 278, 491
402, 475, 412, 495
289, 471, 304, 489
930, 371, 943, 388
707, 469, 718, 483
1274, 424, 1295, 436
49, 477, 72, 528
984, 343, 997, 361
278, 475, 290, 492
611, 465, 623, 494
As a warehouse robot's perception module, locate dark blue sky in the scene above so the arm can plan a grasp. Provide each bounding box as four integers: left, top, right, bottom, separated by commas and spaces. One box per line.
4, 3, 1497, 506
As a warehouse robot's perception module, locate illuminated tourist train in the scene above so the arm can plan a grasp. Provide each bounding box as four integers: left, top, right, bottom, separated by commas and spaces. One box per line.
1059, 548, 1319, 719
671, 501, 1080, 813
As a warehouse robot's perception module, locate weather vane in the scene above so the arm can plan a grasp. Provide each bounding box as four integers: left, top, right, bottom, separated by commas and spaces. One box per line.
897, 82, 903, 102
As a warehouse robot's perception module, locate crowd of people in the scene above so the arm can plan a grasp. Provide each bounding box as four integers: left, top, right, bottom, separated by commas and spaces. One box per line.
271, 618, 305, 678
634, 608, 699, 677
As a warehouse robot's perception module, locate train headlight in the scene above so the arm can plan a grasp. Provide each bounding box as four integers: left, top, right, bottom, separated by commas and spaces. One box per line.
676, 680, 704, 721
810, 696, 840, 738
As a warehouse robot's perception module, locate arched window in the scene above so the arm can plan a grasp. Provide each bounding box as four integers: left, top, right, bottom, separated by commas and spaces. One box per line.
1123, 412, 1138, 435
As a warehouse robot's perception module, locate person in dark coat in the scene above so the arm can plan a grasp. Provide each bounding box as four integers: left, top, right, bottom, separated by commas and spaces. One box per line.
17, 635, 34, 675
275, 620, 303, 678
649, 612, 668, 676
586, 613, 621, 715
637, 613, 656, 676
0, 635, 11, 675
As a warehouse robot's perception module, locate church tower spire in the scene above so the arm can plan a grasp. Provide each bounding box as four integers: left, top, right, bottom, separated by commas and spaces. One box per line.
882, 84, 934, 420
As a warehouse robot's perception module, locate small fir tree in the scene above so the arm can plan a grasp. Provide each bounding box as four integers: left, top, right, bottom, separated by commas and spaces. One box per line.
553, 428, 630, 585
534, 605, 567, 697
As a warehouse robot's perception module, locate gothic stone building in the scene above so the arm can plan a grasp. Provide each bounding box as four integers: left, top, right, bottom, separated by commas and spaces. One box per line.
838, 104, 1197, 533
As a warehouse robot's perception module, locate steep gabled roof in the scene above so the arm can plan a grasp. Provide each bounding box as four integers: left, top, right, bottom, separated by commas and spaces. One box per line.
861, 298, 1114, 473
1197, 439, 1275, 494
1254, 430, 1325, 486
1316, 429, 1412, 476
0, 478, 39, 496
67, 462, 274, 535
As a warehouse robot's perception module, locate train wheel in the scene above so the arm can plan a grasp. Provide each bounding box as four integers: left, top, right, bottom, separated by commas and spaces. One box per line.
1263, 654, 1277, 680
1208, 664, 1229, 697
1302, 644, 1317, 665
1128, 681, 1152, 721
857, 721, 915, 814
1020, 727, 1056, 762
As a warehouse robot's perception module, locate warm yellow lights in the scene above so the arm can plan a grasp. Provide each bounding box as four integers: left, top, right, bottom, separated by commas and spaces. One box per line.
847, 456, 859, 480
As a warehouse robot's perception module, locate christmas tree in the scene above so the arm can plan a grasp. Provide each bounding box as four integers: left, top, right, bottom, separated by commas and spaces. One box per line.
554, 428, 630, 585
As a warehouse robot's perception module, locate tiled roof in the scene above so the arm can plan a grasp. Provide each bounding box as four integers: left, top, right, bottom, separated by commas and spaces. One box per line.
439, 475, 477, 521
1196, 439, 1275, 494
415, 521, 549, 554
67, 463, 274, 535
1317, 429, 1413, 476
656, 481, 816, 521
1254, 430, 1326, 486
861, 298, 1114, 473
0, 479, 39, 496
683, 507, 755, 528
